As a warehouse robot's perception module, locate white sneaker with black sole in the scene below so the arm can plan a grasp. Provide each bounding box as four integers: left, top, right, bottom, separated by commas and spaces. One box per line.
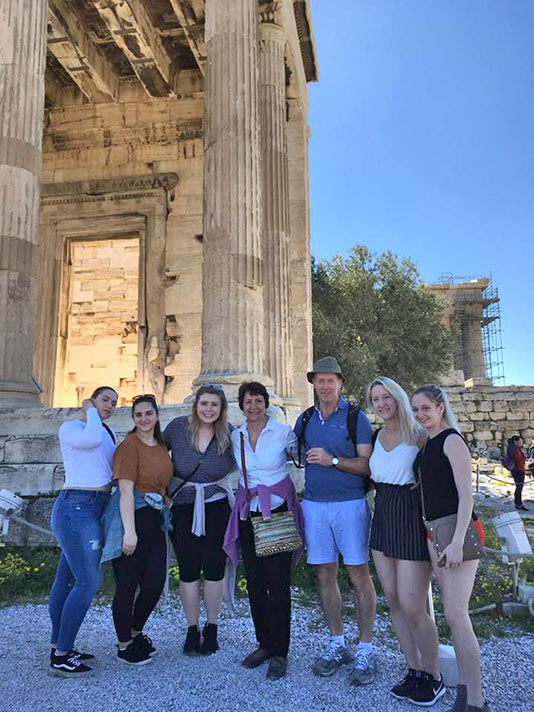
409, 672, 446, 707
50, 652, 93, 677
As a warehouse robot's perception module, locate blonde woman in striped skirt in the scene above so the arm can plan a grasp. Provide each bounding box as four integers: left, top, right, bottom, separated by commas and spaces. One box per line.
367, 377, 444, 707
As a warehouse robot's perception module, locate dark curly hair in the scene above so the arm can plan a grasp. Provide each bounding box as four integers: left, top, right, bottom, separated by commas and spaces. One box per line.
238, 381, 269, 411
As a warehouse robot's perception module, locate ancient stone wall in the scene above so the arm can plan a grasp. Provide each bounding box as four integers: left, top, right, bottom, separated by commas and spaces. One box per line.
0, 402, 304, 546
446, 383, 534, 451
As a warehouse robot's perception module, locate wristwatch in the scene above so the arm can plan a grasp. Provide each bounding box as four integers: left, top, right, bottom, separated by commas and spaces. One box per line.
331, 456, 339, 468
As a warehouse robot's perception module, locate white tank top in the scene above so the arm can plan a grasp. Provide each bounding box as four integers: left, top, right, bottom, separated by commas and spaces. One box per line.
369, 436, 419, 486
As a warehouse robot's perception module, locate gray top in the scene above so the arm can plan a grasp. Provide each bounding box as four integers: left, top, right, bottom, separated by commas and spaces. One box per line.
163, 416, 235, 506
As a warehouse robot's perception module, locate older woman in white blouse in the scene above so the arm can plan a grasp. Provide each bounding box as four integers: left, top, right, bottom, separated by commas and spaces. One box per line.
223, 381, 303, 681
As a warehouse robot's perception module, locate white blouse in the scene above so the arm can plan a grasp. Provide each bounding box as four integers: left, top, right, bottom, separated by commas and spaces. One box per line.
369, 436, 419, 486
232, 417, 296, 511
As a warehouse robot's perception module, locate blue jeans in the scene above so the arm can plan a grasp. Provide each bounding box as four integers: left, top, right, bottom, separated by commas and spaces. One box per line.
49, 490, 108, 651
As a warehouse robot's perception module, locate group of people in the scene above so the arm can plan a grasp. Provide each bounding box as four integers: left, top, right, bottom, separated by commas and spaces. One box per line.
47, 356, 489, 712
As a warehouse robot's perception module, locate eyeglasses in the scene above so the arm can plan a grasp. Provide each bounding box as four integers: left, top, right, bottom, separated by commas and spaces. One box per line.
132, 393, 156, 403
200, 383, 223, 391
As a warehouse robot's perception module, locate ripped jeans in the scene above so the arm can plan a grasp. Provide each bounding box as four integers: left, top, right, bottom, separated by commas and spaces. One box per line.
49, 490, 108, 652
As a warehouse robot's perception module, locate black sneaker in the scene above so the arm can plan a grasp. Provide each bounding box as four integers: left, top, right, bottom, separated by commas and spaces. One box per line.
183, 625, 201, 656
50, 647, 95, 662
391, 668, 419, 699
50, 652, 93, 677
134, 633, 156, 657
409, 672, 446, 707
200, 623, 219, 655
117, 637, 152, 666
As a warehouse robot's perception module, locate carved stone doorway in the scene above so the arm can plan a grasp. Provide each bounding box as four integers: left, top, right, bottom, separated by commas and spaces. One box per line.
36, 174, 176, 406
54, 236, 141, 407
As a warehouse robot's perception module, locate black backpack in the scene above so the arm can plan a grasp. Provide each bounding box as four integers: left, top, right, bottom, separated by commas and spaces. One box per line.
294, 401, 361, 468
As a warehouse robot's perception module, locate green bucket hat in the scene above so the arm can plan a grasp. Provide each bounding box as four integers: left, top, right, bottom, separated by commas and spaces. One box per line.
307, 356, 345, 384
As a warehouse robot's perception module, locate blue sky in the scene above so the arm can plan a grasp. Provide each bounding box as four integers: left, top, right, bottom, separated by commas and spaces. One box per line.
308, 0, 534, 386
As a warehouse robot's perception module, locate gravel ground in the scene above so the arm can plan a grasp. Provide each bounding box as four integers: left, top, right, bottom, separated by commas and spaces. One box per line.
0, 597, 531, 712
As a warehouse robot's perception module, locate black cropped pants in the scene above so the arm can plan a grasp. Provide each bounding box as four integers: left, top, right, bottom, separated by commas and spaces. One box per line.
112, 506, 166, 642
239, 503, 292, 657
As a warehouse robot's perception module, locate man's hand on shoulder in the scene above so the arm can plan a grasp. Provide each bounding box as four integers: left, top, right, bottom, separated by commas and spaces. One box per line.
306, 447, 334, 467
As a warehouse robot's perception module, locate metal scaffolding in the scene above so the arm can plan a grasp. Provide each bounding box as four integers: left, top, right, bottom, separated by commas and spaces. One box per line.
436, 274, 505, 384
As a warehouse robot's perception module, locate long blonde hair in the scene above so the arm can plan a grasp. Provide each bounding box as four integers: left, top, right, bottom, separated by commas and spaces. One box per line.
367, 376, 423, 446
412, 384, 460, 432
188, 386, 230, 454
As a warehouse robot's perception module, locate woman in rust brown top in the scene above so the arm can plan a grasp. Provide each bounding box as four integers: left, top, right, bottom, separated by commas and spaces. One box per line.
111, 394, 173, 666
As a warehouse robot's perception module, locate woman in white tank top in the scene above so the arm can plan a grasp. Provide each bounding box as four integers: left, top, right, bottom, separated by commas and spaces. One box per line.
367, 377, 443, 707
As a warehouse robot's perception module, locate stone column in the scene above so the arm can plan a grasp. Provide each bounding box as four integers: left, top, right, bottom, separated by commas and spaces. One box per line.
0, 0, 47, 405
259, 19, 294, 401
195, 0, 271, 394
287, 98, 313, 407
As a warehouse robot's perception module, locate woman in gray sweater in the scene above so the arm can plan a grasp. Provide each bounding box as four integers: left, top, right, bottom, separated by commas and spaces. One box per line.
164, 384, 235, 656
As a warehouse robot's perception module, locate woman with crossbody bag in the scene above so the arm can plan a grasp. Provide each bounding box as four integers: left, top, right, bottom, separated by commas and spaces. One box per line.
223, 381, 304, 680
412, 384, 488, 712
164, 384, 235, 656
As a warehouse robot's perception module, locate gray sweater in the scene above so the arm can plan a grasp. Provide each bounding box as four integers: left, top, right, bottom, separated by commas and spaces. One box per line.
163, 416, 235, 506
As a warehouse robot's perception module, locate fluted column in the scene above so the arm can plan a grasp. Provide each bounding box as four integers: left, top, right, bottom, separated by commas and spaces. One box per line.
0, 0, 47, 405
259, 20, 294, 401
287, 98, 313, 407
195, 0, 271, 393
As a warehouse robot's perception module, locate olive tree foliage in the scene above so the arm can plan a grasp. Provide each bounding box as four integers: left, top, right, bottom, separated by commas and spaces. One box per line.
312, 245, 455, 403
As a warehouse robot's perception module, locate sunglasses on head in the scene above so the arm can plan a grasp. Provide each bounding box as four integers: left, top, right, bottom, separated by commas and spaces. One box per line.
200, 383, 223, 391
132, 393, 156, 403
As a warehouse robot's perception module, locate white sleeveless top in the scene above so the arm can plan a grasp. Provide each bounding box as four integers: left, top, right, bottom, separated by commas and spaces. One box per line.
369, 436, 419, 486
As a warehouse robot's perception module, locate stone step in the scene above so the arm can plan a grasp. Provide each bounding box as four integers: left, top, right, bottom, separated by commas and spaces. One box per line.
4, 435, 62, 464
0, 464, 65, 496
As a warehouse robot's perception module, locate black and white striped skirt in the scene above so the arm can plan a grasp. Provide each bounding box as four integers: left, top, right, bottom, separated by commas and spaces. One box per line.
370, 482, 429, 561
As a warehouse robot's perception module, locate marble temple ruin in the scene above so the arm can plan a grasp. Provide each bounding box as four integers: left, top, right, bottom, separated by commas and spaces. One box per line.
0, 0, 317, 410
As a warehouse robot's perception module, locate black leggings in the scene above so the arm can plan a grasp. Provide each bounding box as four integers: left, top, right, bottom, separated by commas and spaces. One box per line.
112, 507, 166, 642
170, 498, 230, 582
512, 469, 525, 507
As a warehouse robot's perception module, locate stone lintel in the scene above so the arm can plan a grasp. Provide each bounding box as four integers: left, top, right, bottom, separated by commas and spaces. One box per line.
41, 173, 178, 200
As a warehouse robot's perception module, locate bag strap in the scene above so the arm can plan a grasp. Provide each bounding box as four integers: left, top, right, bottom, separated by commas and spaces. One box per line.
102, 422, 116, 444
169, 460, 202, 502
292, 406, 314, 469
417, 442, 428, 522
240, 432, 251, 503
346, 402, 361, 444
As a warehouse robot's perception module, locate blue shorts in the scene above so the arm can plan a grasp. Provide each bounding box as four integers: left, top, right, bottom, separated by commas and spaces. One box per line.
302, 498, 370, 566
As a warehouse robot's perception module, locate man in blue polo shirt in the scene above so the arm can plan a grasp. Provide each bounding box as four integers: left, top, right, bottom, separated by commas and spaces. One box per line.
294, 356, 377, 685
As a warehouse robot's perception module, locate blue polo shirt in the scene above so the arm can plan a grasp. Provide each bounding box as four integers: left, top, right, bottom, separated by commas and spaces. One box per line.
294, 397, 372, 502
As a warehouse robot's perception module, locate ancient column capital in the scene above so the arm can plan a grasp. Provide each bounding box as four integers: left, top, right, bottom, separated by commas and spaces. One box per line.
259, 1, 284, 28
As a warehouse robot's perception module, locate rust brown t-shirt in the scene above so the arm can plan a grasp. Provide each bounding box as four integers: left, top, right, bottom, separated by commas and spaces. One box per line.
113, 433, 173, 496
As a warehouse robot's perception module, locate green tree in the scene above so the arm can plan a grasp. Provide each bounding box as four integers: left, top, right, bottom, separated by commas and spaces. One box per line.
312, 245, 454, 402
